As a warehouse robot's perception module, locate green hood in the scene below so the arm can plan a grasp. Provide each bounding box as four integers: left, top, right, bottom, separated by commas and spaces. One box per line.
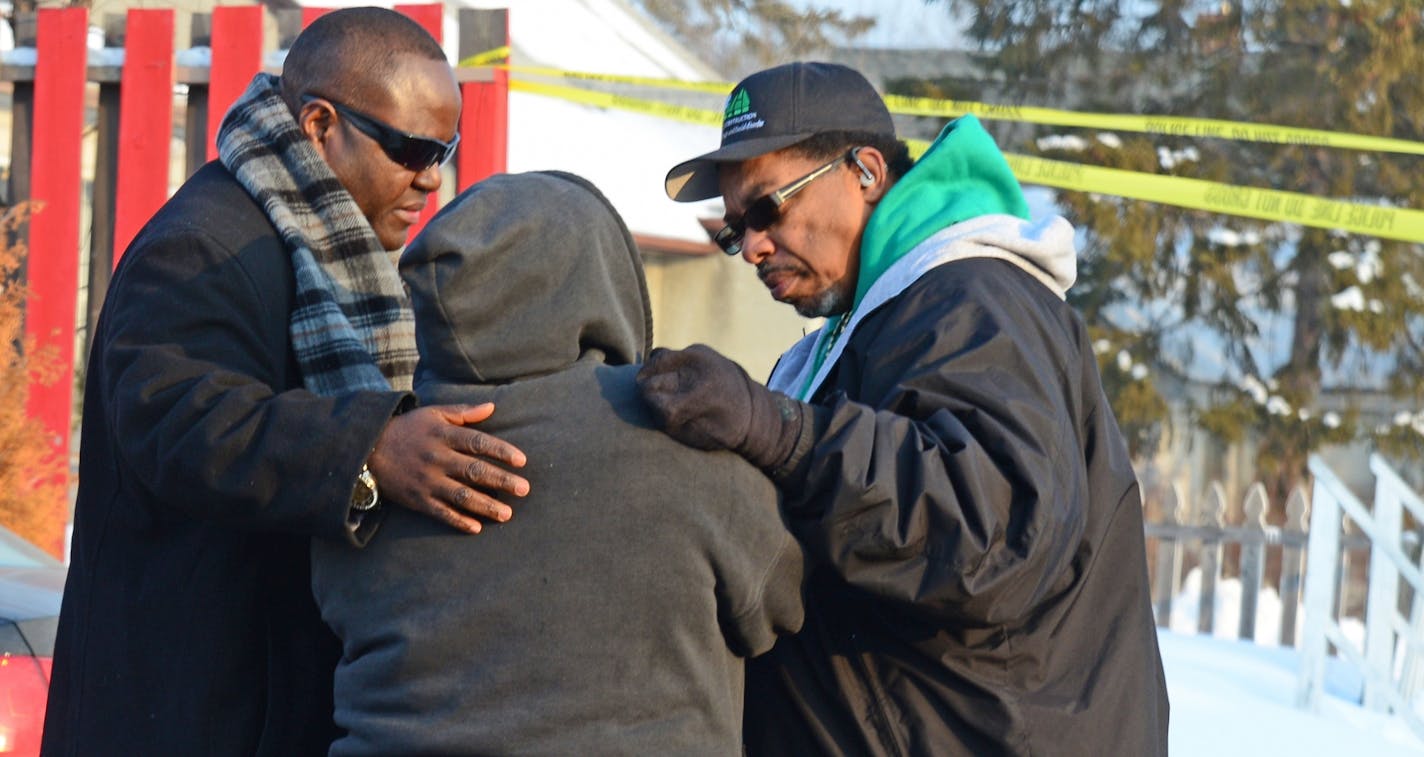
853, 114, 1029, 309
794, 115, 1030, 398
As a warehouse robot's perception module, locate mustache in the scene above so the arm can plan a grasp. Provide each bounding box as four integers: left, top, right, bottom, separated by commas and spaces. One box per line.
757, 261, 804, 282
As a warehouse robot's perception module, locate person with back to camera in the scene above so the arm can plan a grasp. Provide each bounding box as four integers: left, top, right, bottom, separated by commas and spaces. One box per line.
311, 170, 806, 756
637, 61, 1170, 755
42, 9, 530, 755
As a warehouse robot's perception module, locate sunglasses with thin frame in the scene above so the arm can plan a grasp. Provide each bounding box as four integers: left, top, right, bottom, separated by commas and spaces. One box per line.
302, 94, 460, 172
714, 147, 863, 256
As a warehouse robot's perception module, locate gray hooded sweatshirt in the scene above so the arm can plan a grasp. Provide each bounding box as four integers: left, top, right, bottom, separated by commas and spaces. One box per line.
311, 171, 805, 756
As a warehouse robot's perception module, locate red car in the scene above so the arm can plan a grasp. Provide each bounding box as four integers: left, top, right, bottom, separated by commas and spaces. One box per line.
0, 525, 65, 756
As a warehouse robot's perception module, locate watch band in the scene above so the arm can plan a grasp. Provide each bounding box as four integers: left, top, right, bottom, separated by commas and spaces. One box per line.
350, 463, 380, 513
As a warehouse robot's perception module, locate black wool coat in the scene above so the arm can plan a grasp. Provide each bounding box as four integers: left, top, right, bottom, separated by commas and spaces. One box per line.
42, 162, 407, 756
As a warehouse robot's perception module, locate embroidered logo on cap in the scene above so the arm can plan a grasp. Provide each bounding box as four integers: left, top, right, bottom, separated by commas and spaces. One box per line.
721, 88, 764, 140
724, 89, 750, 119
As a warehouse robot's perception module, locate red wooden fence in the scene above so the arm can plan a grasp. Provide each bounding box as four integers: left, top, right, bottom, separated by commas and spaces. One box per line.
25, 8, 86, 557
206, 5, 264, 163
10, 4, 509, 555
458, 9, 509, 192
113, 9, 174, 261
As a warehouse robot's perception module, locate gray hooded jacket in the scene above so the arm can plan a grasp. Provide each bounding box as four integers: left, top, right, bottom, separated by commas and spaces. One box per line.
311, 171, 805, 756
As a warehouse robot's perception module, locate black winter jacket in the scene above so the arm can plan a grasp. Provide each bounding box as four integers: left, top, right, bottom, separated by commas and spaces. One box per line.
745, 257, 1170, 756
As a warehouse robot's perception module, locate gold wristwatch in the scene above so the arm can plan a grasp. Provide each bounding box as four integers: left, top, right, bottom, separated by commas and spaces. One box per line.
350, 463, 379, 513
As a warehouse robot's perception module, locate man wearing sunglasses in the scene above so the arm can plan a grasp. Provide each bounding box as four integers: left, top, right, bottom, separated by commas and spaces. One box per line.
638, 62, 1169, 755
43, 9, 527, 756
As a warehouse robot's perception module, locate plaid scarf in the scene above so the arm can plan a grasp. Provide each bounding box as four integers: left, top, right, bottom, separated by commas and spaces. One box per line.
216, 73, 416, 395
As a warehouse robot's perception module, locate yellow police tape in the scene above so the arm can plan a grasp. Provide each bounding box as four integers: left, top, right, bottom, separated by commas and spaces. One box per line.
884, 95, 1424, 158
500, 64, 732, 95
506, 78, 1424, 243
462, 56, 1424, 159
459, 46, 512, 68
512, 79, 724, 127
1000, 152, 1423, 244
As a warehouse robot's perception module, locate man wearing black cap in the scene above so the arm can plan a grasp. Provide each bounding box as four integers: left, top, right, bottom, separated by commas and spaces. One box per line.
638, 61, 1169, 755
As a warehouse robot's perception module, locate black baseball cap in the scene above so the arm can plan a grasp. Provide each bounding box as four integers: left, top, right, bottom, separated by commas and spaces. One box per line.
664, 61, 896, 202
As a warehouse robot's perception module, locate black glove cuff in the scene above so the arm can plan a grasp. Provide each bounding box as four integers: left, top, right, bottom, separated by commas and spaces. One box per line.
740, 390, 805, 473
768, 400, 827, 488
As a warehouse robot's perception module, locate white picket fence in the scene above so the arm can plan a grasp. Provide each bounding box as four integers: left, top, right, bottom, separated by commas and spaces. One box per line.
1144, 479, 1313, 645
1298, 454, 1424, 738
1143, 454, 1424, 739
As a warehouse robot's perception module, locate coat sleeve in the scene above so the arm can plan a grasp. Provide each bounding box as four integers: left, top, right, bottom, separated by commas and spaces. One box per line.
718, 528, 806, 658
96, 221, 408, 543
779, 262, 1092, 627
711, 464, 807, 658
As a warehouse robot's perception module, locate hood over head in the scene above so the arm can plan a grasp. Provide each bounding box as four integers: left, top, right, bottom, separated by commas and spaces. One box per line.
400, 171, 652, 386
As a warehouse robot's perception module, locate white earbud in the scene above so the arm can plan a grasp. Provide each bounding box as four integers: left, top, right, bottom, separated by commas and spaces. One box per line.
852, 150, 875, 187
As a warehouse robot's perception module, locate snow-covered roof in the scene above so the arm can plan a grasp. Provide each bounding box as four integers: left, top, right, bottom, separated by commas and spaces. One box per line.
468, 0, 713, 80
501, 90, 721, 245
481, 0, 725, 246
299, 0, 728, 246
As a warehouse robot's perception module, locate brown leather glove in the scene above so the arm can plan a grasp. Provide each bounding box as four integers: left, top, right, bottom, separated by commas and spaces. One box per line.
636, 344, 804, 473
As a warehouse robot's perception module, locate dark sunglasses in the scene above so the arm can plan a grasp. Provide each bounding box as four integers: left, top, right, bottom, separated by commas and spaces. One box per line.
714, 148, 861, 256
302, 94, 460, 172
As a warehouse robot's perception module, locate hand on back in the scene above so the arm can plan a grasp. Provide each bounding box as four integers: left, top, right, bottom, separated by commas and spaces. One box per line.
370, 403, 528, 533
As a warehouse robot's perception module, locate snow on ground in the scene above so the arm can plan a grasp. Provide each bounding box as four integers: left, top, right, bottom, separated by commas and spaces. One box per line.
1161, 630, 1424, 755
1162, 571, 1424, 755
